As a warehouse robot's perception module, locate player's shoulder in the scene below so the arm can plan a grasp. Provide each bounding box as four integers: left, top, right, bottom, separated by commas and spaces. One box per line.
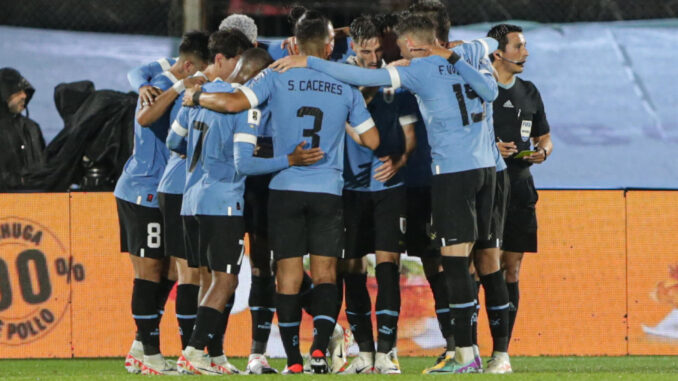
203, 80, 233, 93
150, 70, 178, 90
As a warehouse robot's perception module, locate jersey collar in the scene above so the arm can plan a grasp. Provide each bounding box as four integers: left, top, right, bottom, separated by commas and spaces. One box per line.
498, 76, 516, 90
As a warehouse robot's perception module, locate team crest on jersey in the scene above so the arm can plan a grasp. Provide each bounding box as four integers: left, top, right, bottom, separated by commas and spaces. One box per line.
248, 109, 261, 127
399, 217, 407, 234
383, 87, 395, 104
520, 120, 532, 142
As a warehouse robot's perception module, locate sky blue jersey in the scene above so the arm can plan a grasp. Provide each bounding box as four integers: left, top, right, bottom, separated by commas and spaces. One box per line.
240, 67, 374, 196
306, 38, 499, 176
127, 57, 176, 90
114, 71, 177, 207
344, 85, 418, 192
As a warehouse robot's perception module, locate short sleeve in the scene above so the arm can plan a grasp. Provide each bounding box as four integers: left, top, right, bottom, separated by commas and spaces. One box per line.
397, 91, 419, 127
171, 107, 190, 137
348, 87, 375, 134
241, 68, 275, 108
532, 88, 550, 137
393, 62, 423, 94
233, 109, 260, 145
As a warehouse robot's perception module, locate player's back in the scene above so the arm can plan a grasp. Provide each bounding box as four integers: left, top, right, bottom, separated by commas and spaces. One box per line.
245, 67, 368, 196
114, 71, 175, 206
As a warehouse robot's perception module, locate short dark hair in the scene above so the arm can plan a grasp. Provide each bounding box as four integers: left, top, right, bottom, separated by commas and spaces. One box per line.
487, 24, 523, 51
394, 14, 436, 43
295, 15, 330, 49
374, 12, 401, 34
350, 16, 381, 43
409, 0, 451, 43
208, 28, 254, 63
178, 31, 210, 62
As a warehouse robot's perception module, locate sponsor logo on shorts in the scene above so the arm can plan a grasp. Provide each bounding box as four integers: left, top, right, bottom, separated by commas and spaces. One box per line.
0, 218, 85, 346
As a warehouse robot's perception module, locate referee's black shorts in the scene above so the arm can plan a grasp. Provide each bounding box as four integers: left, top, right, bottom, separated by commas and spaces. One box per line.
430, 167, 496, 247
502, 172, 538, 253
476, 170, 510, 250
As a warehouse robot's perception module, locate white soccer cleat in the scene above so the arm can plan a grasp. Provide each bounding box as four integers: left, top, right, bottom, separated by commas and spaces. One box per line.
328, 324, 352, 373
374, 349, 401, 374
124, 340, 143, 374
177, 347, 219, 375
485, 351, 513, 374
339, 351, 375, 374
245, 353, 278, 374
210, 354, 241, 374
140, 353, 178, 375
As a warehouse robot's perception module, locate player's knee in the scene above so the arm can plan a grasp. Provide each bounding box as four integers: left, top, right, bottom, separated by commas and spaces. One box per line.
375, 251, 400, 265
475, 249, 501, 275
312, 270, 336, 285
501, 254, 522, 283
421, 257, 442, 278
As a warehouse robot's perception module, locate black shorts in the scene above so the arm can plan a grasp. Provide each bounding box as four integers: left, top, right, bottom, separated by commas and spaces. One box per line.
430, 167, 496, 247
268, 190, 343, 260
158, 192, 186, 259
244, 174, 272, 269
404, 186, 439, 258
196, 215, 246, 274
182, 215, 202, 268
116, 197, 164, 259
476, 170, 510, 250
502, 173, 538, 253
343, 187, 406, 259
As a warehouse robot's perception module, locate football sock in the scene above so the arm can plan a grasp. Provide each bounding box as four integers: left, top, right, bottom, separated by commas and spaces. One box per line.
336, 273, 345, 316
187, 306, 221, 351
276, 293, 303, 366
344, 273, 374, 352
442, 256, 475, 348
375, 262, 400, 353
471, 279, 480, 346
310, 283, 339, 354
175, 284, 200, 349
132, 278, 161, 355
156, 277, 176, 324
426, 271, 454, 350
249, 275, 275, 354
481, 271, 510, 353
299, 272, 314, 315
507, 281, 519, 341
207, 294, 235, 357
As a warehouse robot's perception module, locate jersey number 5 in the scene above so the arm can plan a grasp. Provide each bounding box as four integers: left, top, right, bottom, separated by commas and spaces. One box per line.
297, 106, 323, 148
453, 84, 484, 126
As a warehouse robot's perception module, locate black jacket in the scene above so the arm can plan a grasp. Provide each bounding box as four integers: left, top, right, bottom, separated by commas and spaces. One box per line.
0, 68, 45, 192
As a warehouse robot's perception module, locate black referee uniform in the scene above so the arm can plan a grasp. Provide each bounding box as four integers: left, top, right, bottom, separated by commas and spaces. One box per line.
493, 77, 550, 253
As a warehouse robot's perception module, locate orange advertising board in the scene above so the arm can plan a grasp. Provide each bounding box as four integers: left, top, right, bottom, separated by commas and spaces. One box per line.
1, 191, 677, 358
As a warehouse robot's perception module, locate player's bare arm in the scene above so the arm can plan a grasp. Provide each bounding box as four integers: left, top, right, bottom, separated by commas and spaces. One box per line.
269, 55, 309, 73
374, 122, 416, 183
137, 76, 205, 126
525, 133, 552, 163
183, 85, 252, 113
138, 85, 162, 106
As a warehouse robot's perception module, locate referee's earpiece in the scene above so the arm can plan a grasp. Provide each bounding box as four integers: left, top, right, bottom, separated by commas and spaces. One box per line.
497, 53, 523, 65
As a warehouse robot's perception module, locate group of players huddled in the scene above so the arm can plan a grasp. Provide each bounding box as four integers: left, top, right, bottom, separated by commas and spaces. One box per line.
115, 0, 552, 376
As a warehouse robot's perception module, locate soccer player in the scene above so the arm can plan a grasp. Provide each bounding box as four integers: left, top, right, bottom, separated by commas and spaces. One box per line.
114, 31, 208, 375
337, 15, 418, 375
488, 23, 552, 354
270, 14, 499, 373
168, 29, 255, 375
184, 15, 380, 374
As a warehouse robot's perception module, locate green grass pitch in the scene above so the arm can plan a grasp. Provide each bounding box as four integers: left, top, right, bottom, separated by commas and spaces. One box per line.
1, 356, 677, 380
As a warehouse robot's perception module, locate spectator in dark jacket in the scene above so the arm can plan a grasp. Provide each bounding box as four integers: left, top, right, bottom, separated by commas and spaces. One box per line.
0, 68, 45, 191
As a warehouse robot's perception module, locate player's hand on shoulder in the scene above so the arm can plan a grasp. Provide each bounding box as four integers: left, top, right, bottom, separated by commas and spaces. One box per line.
447, 40, 464, 49
182, 85, 201, 107
288, 141, 324, 166
139, 85, 162, 107
281, 36, 297, 56
497, 141, 517, 158
270, 55, 309, 73
183, 76, 206, 89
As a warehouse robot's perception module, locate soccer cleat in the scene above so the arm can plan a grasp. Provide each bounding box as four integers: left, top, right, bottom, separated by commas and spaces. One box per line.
421, 350, 454, 374
177, 347, 219, 375
339, 351, 375, 374
302, 354, 312, 374
310, 349, 330, 374
140, 354, 178, 375
374, 350, 401, 374
328, 324, 352, 373
485, 352, 513, 374
281, 363, 304, 374
473, 344, 483, 373
210, 354, 241, 374
423, 357, 480, 374
245, 353, 278, 374
124, 340, 143, 374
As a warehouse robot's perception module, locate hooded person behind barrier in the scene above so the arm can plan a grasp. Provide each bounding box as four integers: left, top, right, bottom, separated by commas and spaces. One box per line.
0, 67, 45, 192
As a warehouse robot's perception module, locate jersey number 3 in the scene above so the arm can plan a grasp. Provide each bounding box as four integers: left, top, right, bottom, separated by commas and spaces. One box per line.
297, 106, 323, 148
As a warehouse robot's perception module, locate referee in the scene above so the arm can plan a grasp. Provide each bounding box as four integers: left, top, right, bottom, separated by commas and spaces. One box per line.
488, 24, 553, 344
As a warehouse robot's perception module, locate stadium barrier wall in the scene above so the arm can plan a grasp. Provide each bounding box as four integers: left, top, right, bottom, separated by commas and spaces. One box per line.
1, 191, 677, 358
